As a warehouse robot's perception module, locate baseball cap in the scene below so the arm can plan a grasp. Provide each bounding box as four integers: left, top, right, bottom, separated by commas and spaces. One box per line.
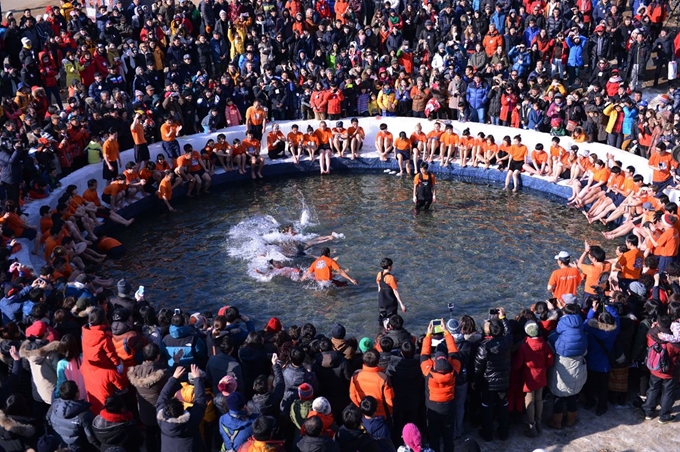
629, 281, 646, 297
554, 251, 570, 260
561, 293, 578, 305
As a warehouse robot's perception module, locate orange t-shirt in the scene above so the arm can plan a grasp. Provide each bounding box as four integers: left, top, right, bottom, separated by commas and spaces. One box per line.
548, 267, 583, 300
656, 226, 680, 257
287, 131, 304, 145
314, 128, 334, 145
44, 235, 62, 261
649, 152, 677, 183
231, 144, 245, 156
158, 177, 173, 200
410, 131, 426, 144
82, 188, 101, 206
245, 106, 266, 126
102, 139, 120, 163
531, 150, 548, 165
124, 169, 140, 184
460, 136, 474, 148
308, 255, 340, 281
607, 173, 625, 191
267, 131, 286, 151
486, 143, 498, 154
103, 180, 127, 196
177, 151, 203, 172
442, 132, 460, 147
130, 122, 147, 145
160, 123, 180, 142
579, 262, 612, 295
508, 144, 528, 162
347, 126, 365, 139
618, 248, 643, 280
3, 212, 24, 237
98, 237, 122, 253
550, 144, 565, 158
303, 133, 319, 147
427, 129, 444, 141
376, 271, 398, 289
242, 139, 261, 155
592, 167, 611, 184
394, 137, 411, 151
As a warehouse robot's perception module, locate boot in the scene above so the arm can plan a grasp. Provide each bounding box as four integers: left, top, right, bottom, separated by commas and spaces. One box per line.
524, 423, 538, 437
546, 412, 563, 429
535, 417, 542, 434
565, 411, 578, 427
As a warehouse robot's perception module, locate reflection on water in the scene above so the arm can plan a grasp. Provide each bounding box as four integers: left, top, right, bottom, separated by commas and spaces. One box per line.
105, 174, 605, 336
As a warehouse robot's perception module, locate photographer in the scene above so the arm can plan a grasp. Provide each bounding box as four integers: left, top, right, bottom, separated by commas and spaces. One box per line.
0, 140, 25, 204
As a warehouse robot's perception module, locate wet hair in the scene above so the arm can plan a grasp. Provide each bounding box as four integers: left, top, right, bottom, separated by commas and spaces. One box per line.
380, 258, 393, 269
304, 416, 324, 437
320, 247, 331, 257
362, 349, 379, 367
360, 396, 378, 417
252, 416, 277, 441
59, 380, 78, 400
143, 343, 161, 362
459, 315, 476, 335
342, 405, 363, 429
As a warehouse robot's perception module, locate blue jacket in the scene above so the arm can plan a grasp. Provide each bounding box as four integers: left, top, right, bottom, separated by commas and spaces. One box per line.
549, 314, 588, 358
583, 305, 620, 372
490, 12, 506, 34
219, 410, 259, 452
0, 285, 30, 325
508, 47, 532, 77
523, 25, 540, 46
567, 36, 587, 67
527, 108, 544, 130
466, 81, 489, 110
162, 325, 207, 367
622, 106, 638, 135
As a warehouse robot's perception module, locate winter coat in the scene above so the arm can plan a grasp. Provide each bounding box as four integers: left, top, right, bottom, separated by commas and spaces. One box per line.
583, 305, 620, 372
549, 313, 588, 358
420, 332, 460, 414
162, 325, 207, 367
548, 354, 587, 397
239, 345, 270, 399
281, 364, 319, 414
528, 108, 544, 131
566, 36, 587, 67
219, 410, 259, 452
487, 87, 502, 117
82, 324, 121, 370
157, 376, 207, 452
0, 149, 23, 185
81, 360, 127, 415
466, 81, 489, 110
646, 325, 680, 379
127, 361, 169, 426
207, 351, 244, 396
622, 106, 638, 136
19, 339, 59, 404
47, 398, 98, 451
512, 337, 554, 392
474, 321, 513, 391
335, 425, 380, 452
330, 337, 356, 361
111, 320, 145, 369
312, 351, 352, 418
295, 434, 340, 452
386, 354, 424, 413
0, 412, 37, 452
92, 409, 142, 452
349, 366, 394, 418
244, 362, 284, 417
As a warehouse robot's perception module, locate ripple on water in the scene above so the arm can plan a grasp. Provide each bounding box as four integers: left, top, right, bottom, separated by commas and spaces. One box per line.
105, 173, 606, 336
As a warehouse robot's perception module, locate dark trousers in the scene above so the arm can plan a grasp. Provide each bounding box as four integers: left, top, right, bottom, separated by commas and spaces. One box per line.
268, 142, 285, 159
643, 374, 677, 420
585, 370, 609, 412
426, 407, 454, 452
415, 199, 432, 211
480, 389, 509, 441
553, 394, 578, 413
145, 424, 161, 452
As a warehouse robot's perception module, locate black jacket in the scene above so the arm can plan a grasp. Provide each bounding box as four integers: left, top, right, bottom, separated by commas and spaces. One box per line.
238, 345, 270, 399
206, 350, 244, 395
92, 410, 142, 452
295, 435, 340, 452
47, 398, 98, 451
243, 362, 284, 417
335, 425, 380, 452
0, 412, 37, 452
474, 321, 513, 391
386, 355, 424, 409
312, 351, 352, 418
127, 361, 169, 426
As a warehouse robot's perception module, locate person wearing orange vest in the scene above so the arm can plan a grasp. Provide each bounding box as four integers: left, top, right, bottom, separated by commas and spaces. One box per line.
349, 349, 395, 419
420, 318, 460, 452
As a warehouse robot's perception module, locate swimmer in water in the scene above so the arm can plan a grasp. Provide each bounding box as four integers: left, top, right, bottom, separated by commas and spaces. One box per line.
255, 260, 303, 280
301, 247, 358, 286
276, 225, 338, 257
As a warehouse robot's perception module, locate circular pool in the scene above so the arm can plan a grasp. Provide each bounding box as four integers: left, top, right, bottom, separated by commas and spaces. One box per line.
105, 172, 604, 334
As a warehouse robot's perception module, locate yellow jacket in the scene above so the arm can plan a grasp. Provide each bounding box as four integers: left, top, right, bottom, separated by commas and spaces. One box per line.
602, 104, 618, 134
377, 90, 397, 112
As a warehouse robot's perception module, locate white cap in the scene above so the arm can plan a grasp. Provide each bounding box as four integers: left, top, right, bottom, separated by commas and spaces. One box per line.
561, 293, 578, 305
554, 251, 570, 260
577, 149, 589, 157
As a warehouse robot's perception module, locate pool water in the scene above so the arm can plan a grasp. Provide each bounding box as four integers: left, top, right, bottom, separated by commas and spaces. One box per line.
105, 173, 606, 336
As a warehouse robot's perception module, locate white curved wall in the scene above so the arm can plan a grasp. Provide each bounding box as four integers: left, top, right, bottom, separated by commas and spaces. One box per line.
17, 118, 654, 270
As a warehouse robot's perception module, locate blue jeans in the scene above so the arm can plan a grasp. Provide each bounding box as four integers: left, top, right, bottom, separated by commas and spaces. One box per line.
453, 382, 468, 439
470, 107, 486, 123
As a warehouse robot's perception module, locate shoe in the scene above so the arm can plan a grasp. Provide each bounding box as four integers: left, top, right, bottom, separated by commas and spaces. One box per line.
658, 415, 676, 424
645, 412, 654, 420
547, 413, 563, 429
565, 411, 578, 427
383, 169, 391, 173
596, 406, 608, 416
535, 418, 542, 434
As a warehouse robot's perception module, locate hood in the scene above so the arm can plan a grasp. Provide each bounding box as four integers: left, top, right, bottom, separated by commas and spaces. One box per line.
463, 332, 483, 344
81, 324, 111, 348
157, 407, 190, 425
559, 313, 583, 330
111, 320, 132, 336
587, 318, 618, 332
318, 350, 342, 368
19, 339, 59, 359
128, 362, 167, 388
52, 398, 91, 419
0, 412, 35, 438
169, 324, 193, 339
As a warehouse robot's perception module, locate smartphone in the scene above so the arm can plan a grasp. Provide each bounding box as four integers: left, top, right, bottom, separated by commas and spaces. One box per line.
489, 308, 499, 316
136, 285, 145, 297
174, 308, 182, 315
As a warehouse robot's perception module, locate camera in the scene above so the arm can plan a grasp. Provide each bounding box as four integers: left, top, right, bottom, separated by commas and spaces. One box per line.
173, 308, 182, 315
489, 308, 499, 316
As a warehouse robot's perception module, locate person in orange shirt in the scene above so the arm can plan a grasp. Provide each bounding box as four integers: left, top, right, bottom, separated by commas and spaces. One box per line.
439, 124, 459, 167
410, 123, 427, 169
158, 170, 180, 213
2, 201, 40, 255
123, 162, 147, 200
301, 247, 357, 285
243, 131, 265, 179
523, 143, 550, 176
314, 121, 334, 175
458, 128, 474, 168
425, 122, 444, 163
347, 118, 365, 160
176, 144, 212, 193
266, 124, 286, 160
102, 129, 121, 184
160, 117, 182, 159
213, 133, 233, 172
505, 134, 528, 192
615, 234, 644, 291
646, 213, 680, 273
648, 142, 678, 191
82, 179, 134, 226
394, 132, 413, 176
480, 134, 498, 170
413, 162, 436, 211
102, 175, 128, 212
230, 138, 247, 175
577, 241, 611, 306
245, 99, 267, 141
130, 112, 150, 172
547, 138, 569, 182
303, 125, 319, 163
287, 124, 304, 164
583, 166, 627, 223
469, 131, 486, 167
331, 121, 349, 158
547, 251, 583, 308
334, 0, 350, 24
375, 123, 394, 162
568, 158, 610, 208
154, 154, 173, 174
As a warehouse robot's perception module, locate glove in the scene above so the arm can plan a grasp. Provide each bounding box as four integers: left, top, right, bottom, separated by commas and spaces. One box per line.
116, 363, 124, 374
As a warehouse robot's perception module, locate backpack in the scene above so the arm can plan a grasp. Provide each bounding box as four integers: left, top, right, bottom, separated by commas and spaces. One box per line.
646, 342, 671, 374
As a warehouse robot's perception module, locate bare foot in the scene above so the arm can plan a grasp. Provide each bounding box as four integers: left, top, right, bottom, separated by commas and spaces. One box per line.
251, 173, 256, 179
257, 173, 263, 179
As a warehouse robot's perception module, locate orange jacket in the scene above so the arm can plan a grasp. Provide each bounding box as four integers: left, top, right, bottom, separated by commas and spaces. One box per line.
483, 31, 504, 57
349, 366, 394, 418
420, 332, 460, 407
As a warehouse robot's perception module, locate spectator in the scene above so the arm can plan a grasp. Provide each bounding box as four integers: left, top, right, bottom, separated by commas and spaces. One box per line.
47, 380, 99, 451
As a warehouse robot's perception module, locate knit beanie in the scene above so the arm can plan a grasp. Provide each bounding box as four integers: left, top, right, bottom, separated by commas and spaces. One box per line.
402, 423, 422, 452
311, 396, 331, 415
218, 375, 237, 397
298, 383, 314, 401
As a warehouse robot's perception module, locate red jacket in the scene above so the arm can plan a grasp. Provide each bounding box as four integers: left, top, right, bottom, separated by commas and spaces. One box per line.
325, 91, 344, 115
513, 336, 554, 392
82, 324, 121, 370
81, 361, 127, 414
646, 329, 680, 379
